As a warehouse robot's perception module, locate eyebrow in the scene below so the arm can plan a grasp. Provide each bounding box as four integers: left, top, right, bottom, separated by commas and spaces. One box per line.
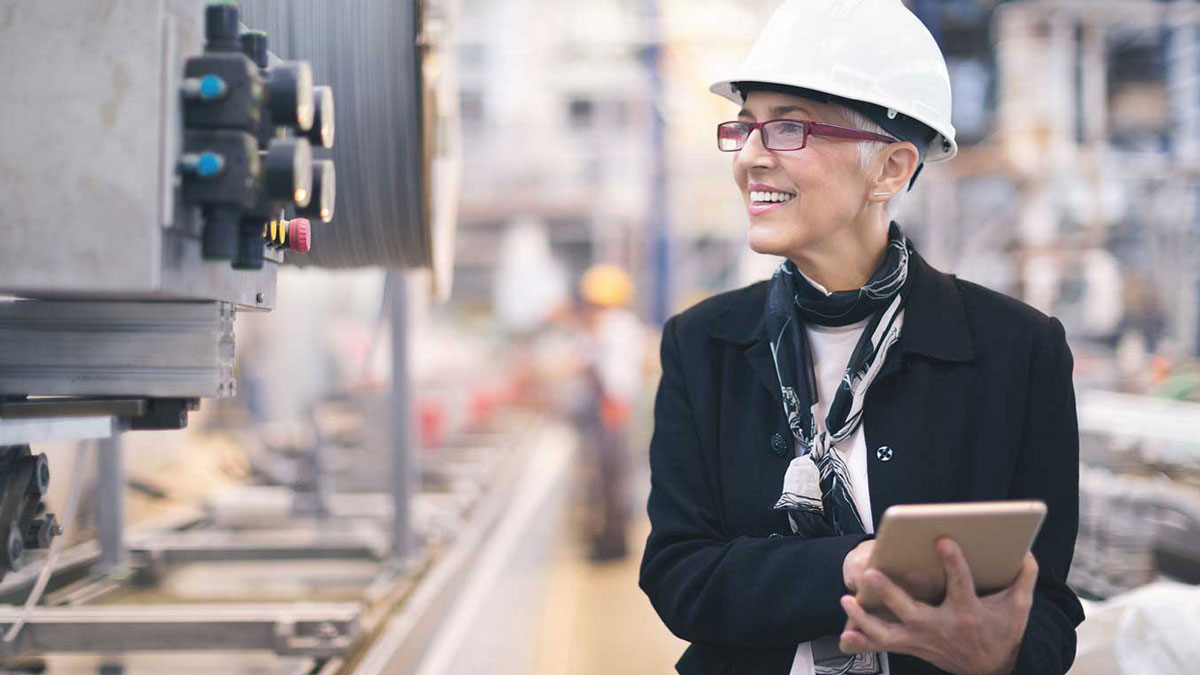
737, 104, 813, 119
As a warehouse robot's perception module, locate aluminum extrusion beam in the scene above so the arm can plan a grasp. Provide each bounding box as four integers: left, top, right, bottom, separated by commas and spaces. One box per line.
0, 603, 362, 656
97, 436, 127, 572
388, 273, 416, 560
0, 300, 236, 398
128, 530, 386, 565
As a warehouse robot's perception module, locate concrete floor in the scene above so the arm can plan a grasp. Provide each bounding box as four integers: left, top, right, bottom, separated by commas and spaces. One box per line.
530, 497, 686, 675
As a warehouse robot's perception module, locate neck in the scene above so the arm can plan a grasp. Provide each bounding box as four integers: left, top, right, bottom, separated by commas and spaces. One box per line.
788, 215, 890, 292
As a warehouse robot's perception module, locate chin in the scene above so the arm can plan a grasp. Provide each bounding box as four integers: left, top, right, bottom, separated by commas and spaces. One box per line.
746, 235, 781, 257
747, 220, 800, 258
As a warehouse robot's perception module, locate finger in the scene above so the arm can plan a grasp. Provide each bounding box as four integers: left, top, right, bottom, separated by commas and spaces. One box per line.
938, 538, 978, 606
841, 595, 901, 651
1001, 552, 1039, 604
1016, 552, 1039, 592
862, 568, 926, 624
839, 628, 884, 655
844, 541, 874, 592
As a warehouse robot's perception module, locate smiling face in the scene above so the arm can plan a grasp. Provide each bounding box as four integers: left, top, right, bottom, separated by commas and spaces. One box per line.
732, 90, 877, 262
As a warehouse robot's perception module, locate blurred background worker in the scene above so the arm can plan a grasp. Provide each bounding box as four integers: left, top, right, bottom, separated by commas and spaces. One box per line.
577, 264, 649, 561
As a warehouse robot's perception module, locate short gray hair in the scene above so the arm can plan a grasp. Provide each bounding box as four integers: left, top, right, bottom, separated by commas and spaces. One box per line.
839, 106, 907, 217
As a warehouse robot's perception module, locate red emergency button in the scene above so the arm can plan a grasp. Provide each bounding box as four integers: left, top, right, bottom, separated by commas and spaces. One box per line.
287, 218, 311, 253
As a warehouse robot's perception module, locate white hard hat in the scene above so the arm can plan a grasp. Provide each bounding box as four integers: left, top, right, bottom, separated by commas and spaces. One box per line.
711, 0, 957, 163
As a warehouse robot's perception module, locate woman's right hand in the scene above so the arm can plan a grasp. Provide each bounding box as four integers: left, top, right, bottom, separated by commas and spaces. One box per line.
843, 539, 876, 593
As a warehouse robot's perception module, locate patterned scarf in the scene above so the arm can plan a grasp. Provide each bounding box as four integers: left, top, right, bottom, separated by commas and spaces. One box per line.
764, 222, 912, 675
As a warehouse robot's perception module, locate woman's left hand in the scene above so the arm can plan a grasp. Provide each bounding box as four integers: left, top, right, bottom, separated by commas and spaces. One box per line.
838, 538, 1038, 675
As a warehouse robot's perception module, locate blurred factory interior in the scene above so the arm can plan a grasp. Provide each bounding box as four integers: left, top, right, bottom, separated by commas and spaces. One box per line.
1, 0, 1200, 673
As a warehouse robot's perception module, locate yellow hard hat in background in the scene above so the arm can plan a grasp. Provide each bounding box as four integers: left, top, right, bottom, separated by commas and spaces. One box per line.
581, 264, 634, 309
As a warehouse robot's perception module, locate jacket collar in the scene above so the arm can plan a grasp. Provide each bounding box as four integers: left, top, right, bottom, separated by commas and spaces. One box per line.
709, 249, 974, 402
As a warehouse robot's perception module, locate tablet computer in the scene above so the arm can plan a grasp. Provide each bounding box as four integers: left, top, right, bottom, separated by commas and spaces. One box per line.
856, 500, 1046, 614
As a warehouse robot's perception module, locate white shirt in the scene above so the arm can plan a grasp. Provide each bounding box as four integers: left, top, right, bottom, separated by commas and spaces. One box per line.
591, 308, 648, 402
788, 316, 892, 675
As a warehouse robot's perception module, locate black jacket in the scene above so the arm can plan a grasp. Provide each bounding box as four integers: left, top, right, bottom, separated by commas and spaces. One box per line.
639, 250, 1085, 675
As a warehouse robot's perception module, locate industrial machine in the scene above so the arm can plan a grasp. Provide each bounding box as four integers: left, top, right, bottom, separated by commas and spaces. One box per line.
0, 0, 343, 580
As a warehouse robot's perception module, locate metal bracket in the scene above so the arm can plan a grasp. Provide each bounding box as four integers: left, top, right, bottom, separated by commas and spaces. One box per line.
0, 397, 200, 433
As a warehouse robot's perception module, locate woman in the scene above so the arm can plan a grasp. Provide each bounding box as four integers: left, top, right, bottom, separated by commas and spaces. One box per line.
638, 2, 1084, 674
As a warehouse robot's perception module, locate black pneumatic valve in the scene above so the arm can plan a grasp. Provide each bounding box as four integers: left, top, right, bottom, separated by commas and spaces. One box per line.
204, 1, 243, 53
179, 130, 263, 261
182, 53, 264, 132
183, 2, 264, 132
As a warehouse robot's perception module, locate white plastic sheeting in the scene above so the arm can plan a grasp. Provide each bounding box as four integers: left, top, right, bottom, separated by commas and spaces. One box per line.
1070, 581, 1200, 675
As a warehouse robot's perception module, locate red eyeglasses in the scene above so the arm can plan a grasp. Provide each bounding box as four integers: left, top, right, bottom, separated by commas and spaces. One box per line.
717, 119, 897, 152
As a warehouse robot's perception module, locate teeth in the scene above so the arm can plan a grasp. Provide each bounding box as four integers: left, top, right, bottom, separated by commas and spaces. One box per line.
751, 190, 795, 203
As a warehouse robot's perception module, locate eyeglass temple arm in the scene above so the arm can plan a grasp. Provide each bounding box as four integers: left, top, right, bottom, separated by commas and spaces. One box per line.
807, 121, 896, 144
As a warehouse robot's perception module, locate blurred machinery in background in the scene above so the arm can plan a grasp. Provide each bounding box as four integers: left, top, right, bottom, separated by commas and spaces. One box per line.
895, 0, 1200, 608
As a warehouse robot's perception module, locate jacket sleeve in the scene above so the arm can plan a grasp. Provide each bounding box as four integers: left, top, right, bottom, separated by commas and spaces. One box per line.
638, 316, 870, 648
1007, 317, 1086, 674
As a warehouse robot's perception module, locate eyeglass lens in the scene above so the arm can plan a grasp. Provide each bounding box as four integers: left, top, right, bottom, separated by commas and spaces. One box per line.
717, 121, 807, 151
717, 124, 747, 151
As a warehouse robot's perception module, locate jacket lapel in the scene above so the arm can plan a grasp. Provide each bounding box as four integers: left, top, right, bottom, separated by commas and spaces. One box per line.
708, 281, 782, 408
864, 250, 976, 524
744, 339, 783, 408
876, 250, 975, 381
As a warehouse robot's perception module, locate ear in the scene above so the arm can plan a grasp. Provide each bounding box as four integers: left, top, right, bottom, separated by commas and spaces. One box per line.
867, 142, 920, 205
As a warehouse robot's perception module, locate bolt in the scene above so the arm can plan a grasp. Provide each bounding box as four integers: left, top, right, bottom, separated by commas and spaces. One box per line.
32, 454, 50, 495
25, 513, 60, 549
6, 525, 24, 571
255, 292, 265, 304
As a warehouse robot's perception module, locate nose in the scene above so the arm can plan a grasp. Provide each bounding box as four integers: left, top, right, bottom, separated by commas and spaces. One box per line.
734, 128, 776, 172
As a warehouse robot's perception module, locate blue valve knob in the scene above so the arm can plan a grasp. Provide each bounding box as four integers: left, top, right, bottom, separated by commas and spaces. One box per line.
182, 75, 228, 102
196, 152, 223, 177
199, 75, 226, 100
179, 152, 225, 178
